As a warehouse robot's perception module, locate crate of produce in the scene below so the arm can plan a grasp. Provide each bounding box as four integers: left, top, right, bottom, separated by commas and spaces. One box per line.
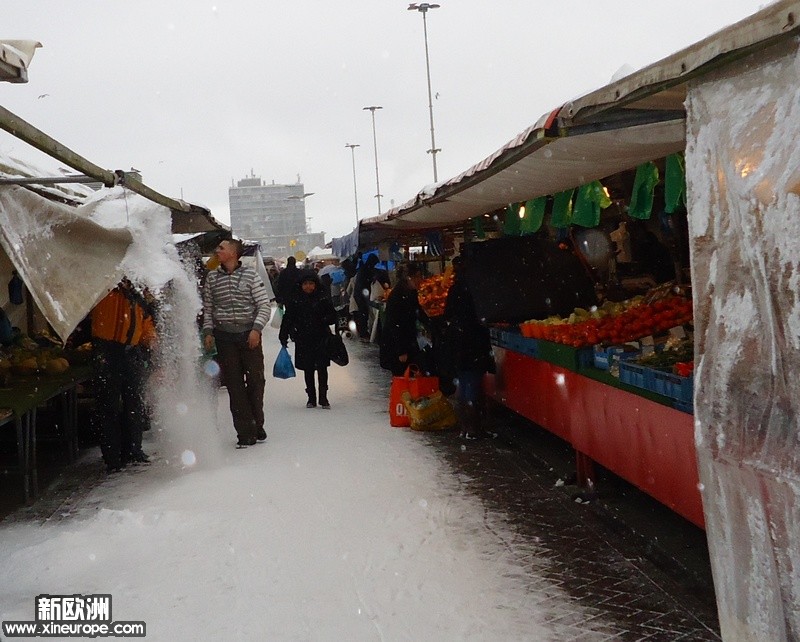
511, 335, 540, 358
592, 345, 640, 371
673, 399, 694, 415
489, 327, 510, 348
536, 339, 593, 372
619, 361, 655, 391
652, 370, 694, 404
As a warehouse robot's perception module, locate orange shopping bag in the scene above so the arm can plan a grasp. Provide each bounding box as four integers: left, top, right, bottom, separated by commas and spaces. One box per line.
389, 366, 439, 427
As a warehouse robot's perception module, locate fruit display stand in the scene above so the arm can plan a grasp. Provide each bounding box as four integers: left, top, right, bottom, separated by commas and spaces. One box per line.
0, 364, 92, 502
485, 340, 703, 529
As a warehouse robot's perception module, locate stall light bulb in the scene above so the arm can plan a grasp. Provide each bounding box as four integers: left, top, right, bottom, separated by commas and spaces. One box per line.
518, 206, 526, 219
602, 186, 610, 199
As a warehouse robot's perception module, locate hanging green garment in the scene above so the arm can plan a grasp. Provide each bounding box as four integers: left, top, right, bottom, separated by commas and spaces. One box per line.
550, 189, 575, 228
473, 216, 486, 239
504, 203, 521, 236
628, 161, 659, 220
664, 153, 686, 214
520, 197, 546, 234
572, 181, 611, 228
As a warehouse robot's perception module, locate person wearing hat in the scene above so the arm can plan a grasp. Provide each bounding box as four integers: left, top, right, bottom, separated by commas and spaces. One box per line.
279, 272, 338, 408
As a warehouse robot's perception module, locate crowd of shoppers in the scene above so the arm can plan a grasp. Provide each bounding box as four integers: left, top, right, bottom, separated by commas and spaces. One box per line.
90, 241, 491, 468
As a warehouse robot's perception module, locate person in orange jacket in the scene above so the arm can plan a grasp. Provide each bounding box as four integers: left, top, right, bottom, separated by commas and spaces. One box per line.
91, 278, 157, 473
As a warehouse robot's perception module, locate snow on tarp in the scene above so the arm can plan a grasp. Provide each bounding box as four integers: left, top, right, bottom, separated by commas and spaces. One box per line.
687, 36, 800, 640
0, 186, 130, 342
0, 184, 181, 343
307, 245, 335, 260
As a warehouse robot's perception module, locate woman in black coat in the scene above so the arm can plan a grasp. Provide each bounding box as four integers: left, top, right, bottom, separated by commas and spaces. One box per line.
379, 263, 427, 376
279, 272, 337, 408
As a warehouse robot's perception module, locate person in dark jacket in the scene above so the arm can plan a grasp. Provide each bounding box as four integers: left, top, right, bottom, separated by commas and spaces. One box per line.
91, 279, 158, 471
443, 256, 496, 439
353, 254, 378, 339
279, 272, 337, 408
275, 256, 300, 309
379, 263, 427, 376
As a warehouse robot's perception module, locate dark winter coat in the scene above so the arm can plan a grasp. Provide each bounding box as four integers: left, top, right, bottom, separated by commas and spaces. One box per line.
443, 274, 495, 374
279, 277, 337, 371
275, 264, 300, 306
380, 283, 427, 375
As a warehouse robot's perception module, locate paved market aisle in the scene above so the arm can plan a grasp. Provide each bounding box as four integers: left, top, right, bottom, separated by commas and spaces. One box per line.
0, 330, 719, 641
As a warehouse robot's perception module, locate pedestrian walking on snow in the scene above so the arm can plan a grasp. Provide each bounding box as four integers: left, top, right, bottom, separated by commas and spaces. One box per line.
279, 272, 337, 409
202, 239, 271, 447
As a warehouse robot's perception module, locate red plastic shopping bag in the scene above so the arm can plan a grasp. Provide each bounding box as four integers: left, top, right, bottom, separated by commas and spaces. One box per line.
389, 366, 439, 427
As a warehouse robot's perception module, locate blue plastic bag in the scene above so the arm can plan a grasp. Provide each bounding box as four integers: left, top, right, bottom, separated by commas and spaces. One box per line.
272, 346, 296, 379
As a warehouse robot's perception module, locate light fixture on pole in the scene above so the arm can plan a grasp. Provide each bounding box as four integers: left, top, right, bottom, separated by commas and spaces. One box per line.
362, 105, 383, 215
345, 143, 360, 227
408, 2, 441, 182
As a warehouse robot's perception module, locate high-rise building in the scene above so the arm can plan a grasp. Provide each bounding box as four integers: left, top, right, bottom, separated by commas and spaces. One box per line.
228, 174, 325, 259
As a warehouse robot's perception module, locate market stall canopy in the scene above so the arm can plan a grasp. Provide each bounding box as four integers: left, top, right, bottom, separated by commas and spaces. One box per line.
331, 225, 359, 259
0, 186, 131, 342
307, 246, 336, 261
358, 116, 685, 246
561, 0, 800, 127
0, 40, 41, 83
0, 106, 229, 235
357, 1, 800, 247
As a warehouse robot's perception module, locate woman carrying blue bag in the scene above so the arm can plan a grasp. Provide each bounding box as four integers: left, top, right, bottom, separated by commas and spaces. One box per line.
278, 272, 337, 409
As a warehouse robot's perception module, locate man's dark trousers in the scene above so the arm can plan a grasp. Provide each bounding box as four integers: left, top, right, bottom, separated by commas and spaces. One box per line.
214, 331, 265, 442
94, 340, 149, 468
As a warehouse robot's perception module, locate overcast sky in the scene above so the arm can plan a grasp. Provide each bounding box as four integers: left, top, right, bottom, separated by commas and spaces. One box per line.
3, 1, 768, 240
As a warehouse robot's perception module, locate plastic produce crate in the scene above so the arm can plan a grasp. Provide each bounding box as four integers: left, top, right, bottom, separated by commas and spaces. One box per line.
619, 361, 655, 391
537, 339, 593, 372
673, 399, 694, 415
593, 345, 640, 371
652, 370, 694, 404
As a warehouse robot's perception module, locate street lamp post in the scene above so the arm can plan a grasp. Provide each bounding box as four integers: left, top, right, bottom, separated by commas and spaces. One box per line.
408, 2, 441, 183
362, 105, 383, 215
345, 143, 360, 227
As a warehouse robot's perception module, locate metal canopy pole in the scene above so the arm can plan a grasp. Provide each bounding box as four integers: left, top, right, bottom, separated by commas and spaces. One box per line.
0, 104, 193, 213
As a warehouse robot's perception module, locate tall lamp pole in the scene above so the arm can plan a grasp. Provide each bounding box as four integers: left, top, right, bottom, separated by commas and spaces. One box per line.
345, 143, 360, 226
362, 105, 383, 215
408, 2, 441, 183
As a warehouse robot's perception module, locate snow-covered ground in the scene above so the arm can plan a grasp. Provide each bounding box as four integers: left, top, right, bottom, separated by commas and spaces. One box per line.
0, 332, 603, 641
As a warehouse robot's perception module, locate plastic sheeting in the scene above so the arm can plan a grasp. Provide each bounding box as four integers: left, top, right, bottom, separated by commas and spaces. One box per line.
686, 37, 800, 641
0, 186, 131, 342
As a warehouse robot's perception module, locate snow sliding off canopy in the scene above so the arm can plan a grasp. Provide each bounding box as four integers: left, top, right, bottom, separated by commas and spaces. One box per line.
0, 185, 185, 343
0, 186, 131, 341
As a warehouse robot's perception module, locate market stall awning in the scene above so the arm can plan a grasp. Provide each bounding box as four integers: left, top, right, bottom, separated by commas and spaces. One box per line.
0, 40, 41, 83
561, 0, 800, 126
359, 116, 685, 244
355, 1, 800, 248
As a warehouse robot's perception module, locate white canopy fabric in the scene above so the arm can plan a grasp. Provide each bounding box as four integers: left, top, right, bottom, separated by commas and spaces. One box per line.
0, 186, 131, 341
0, 40, 41, 83
307, 246, 336, 260
360, 119, 685, 237
356, 2, 800, 244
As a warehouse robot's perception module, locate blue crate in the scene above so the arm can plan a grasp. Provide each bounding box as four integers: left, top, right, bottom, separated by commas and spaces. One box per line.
652, 370, 694, 404
674, 399, 694, 414
593, 346, 640, 371
514, 336, 540, 358
576, 347, 595, 370
619, 361, 655, 391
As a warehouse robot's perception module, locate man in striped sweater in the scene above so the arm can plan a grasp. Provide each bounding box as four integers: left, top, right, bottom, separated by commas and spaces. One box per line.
202, 239, 271, 447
